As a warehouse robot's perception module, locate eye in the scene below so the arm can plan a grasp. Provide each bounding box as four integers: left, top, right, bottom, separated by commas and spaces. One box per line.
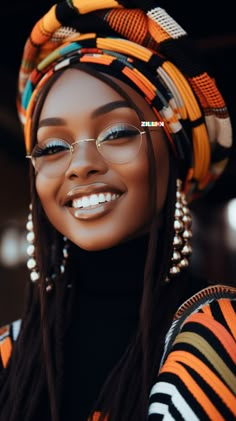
32, 139, 70, 158
98, 123, 139, 144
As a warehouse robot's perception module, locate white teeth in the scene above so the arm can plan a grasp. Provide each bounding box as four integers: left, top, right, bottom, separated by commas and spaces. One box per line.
106, 192, 111, 202
72, 192, 120, 209
90, 194, 99, 205
73, 198, 82, 208
82, 197, 90, 207
98, 193, 105, 203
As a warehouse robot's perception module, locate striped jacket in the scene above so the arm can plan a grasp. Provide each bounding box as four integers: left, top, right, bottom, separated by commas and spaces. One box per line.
0, 285, 236, 420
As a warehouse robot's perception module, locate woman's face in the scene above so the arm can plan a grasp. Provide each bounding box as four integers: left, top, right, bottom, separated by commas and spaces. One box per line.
35, 68, 169, 250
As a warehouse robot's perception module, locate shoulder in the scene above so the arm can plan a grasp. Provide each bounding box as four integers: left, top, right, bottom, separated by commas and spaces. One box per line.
162, 284, 236, 363
148, 285, 236, 420
0, 319, 21, 369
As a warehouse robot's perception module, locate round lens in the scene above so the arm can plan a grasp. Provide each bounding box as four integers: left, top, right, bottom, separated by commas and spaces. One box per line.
97, 123, 142, 164
31, 138, 71, 177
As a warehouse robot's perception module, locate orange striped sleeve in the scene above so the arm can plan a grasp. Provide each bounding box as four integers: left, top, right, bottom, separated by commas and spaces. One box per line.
182, 312, 236, 363
163, 350, 236, 415
160, 360, 226, 420
219, 299, 236, 340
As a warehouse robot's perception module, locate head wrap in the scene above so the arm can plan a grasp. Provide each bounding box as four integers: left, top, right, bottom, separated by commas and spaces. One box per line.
17, 0, 232, 201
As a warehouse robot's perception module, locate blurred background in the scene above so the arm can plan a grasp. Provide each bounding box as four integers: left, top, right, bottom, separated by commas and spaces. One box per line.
0, 1, 235, 325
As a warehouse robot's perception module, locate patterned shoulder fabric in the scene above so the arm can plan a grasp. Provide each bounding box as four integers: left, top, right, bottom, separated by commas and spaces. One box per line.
148, 285, 236, 420
0, 320, 21, 369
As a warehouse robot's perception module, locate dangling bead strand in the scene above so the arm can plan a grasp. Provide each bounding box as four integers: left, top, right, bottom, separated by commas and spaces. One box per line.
26, 205, 40, 283
26, 204, 69, 290
166, 179, 192, 282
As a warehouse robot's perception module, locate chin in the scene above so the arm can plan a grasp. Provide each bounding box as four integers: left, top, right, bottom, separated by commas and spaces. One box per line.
74, 235, 124, 251
69, 227, 149, 252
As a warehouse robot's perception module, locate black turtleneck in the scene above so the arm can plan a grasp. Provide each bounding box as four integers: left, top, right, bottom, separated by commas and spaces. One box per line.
63, 235, 148, 421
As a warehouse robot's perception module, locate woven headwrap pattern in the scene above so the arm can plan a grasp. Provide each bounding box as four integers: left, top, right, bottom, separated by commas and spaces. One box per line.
17, 0, 232, 201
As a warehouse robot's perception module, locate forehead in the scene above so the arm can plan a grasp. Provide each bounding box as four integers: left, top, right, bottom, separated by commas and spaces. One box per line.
39, 67, 158, 122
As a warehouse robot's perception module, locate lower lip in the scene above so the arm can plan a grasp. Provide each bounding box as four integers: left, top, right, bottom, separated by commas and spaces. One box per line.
67, 196, 122, 220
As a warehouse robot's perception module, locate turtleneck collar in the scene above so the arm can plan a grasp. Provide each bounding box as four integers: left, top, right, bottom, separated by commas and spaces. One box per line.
73, 234, 149, 297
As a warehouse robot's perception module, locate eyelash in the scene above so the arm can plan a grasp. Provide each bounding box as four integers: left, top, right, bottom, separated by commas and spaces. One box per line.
32, 139, 69, 157
99, 124, 137, 141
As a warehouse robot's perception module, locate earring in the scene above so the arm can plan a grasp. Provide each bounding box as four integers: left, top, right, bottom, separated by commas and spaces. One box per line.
26, 204, 39, 283
166, 179, 192, 281
26, 204, 69, 291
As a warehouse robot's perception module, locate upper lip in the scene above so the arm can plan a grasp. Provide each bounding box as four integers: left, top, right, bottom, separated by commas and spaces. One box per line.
64, 182, 125, 206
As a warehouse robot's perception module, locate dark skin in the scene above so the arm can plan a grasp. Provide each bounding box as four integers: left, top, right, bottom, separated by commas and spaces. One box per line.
35, 68, 169, 251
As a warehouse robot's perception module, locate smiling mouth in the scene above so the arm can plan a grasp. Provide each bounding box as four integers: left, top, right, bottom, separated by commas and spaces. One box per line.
69, 192, 121, 210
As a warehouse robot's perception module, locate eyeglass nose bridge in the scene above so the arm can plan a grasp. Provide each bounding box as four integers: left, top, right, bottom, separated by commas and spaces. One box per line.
70, 137, 96, 153
67, 138, 103, 169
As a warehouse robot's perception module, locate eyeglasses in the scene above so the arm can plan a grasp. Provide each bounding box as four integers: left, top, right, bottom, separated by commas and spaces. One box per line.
26, 123, 151, 178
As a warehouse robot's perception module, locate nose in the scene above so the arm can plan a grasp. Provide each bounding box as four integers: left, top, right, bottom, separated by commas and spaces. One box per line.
65, 138, 108, 180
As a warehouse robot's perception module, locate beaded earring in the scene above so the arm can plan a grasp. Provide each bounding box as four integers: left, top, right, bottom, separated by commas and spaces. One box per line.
26, 204, 69, 291
166, 179, 192, 281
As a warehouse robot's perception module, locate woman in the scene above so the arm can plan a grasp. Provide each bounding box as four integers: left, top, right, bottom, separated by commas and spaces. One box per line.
0, 1, 235, 420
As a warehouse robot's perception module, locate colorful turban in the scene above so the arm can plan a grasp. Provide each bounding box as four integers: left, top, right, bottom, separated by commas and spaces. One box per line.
17, 0, 232, 201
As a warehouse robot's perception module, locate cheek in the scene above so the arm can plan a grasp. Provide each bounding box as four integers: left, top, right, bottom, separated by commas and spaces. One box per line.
127, 136, 169, 220
116, 151, 151, 225
35, 174, 60, 217
36, 175, 52, 202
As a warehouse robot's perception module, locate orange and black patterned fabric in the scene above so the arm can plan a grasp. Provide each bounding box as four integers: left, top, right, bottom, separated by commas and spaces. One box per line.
17, 0, 233, 201
1, 286, 236, 420
149, 284, 236, 420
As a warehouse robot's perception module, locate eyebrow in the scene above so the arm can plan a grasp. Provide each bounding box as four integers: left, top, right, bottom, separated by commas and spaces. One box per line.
91, 100, 130, 118
38, 100, 130, 129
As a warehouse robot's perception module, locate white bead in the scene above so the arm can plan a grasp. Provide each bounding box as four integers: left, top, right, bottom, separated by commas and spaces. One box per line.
175, 208, 183, 218
27, 258, 36, 269
63, 248, 68, 258
26, 220, 33, 231
27, 244, 35, 256
169, 265, 181, 276
172, 250, 181, 262
27, 231, 35, 243
46, 284, 53, 292
183, 215, 192, 225
173, 235, 183, 247
182, 244, 192, 256
179, 258, 189, 268
175, 201, 182, 209
30, 271, 39, 282
174, 220, 183, 232
183, 229, 192, 240
182, 206, 190, 215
